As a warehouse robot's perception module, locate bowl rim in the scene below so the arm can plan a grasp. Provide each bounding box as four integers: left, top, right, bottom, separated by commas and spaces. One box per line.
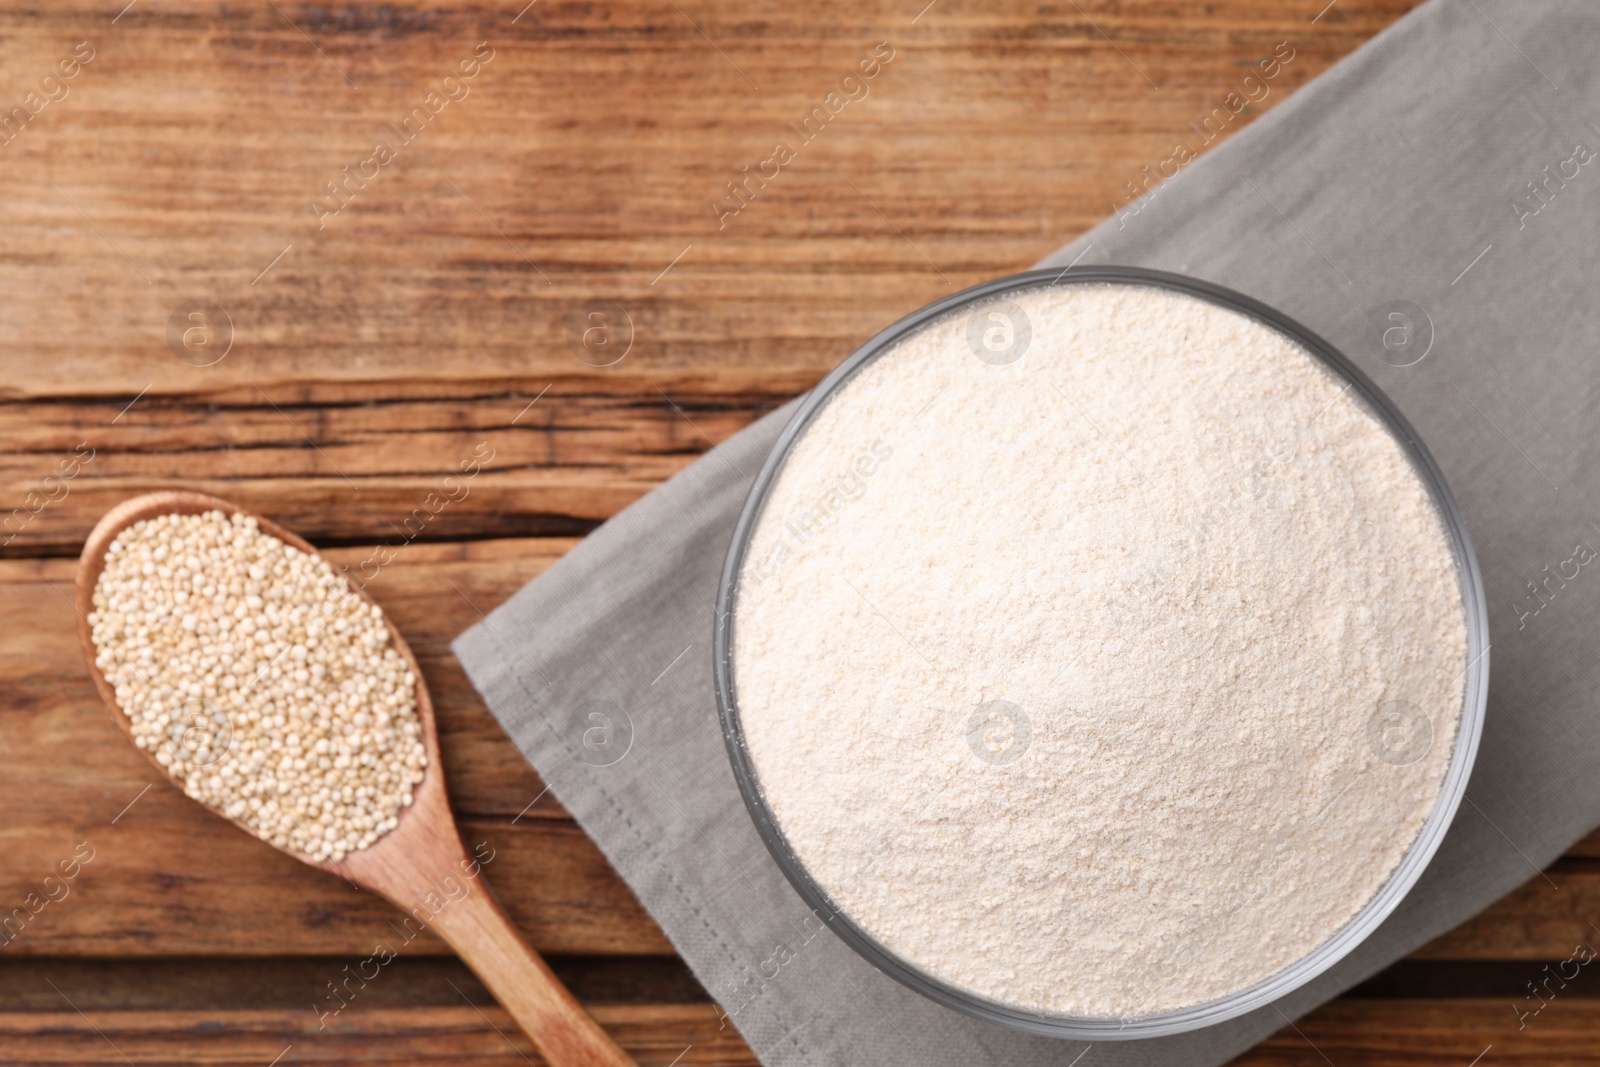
711, 265, 1490, 1040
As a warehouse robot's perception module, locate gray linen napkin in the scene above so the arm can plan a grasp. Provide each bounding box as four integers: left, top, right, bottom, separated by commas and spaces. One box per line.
455, 1, 1600, 1060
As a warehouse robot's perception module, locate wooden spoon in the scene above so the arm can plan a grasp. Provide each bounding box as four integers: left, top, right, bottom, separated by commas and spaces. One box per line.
75, 491, 634, 1067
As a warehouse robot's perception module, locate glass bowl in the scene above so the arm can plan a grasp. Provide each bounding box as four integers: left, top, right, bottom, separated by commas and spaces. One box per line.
712, 265, 1488, 1040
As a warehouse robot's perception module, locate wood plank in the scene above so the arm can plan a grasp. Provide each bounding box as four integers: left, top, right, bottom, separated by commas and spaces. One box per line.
0, 393, 785, 555
0, 0, 1410, 403
0, 815, 671, 957
1411, 867, 1600, 963
0, 956, 711, 1011
0, 0, 1421, 557
7, 997, 1600, 1066
7, 958, 1598, 1067
0, 1005, 751, 1066
25, 957, 1600, 1067
1232, 997, 1600, 1066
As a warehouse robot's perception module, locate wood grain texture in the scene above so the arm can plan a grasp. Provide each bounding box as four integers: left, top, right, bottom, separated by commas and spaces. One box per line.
11, 0, 1583, 1063
0, 1006, 749, 1065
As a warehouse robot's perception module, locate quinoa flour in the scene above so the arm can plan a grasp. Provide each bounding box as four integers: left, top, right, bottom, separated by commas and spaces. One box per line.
731, 283, 1467, 1017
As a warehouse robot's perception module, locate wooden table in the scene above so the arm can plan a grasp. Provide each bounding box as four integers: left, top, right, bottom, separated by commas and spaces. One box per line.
1, 1, 1591, 1063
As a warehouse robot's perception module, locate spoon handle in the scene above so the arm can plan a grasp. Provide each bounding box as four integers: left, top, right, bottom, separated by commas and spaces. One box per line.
428, 880, 636, 1066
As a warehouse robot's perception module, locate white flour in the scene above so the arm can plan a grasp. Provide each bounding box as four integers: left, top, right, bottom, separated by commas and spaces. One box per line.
732, 283, 1467, 1017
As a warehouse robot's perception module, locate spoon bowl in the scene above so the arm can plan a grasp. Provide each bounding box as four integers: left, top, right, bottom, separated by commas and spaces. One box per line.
76, 490, 632, 1067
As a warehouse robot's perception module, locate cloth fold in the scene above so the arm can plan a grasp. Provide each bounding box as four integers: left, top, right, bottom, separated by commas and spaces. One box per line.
456, 1, 1600, 1061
